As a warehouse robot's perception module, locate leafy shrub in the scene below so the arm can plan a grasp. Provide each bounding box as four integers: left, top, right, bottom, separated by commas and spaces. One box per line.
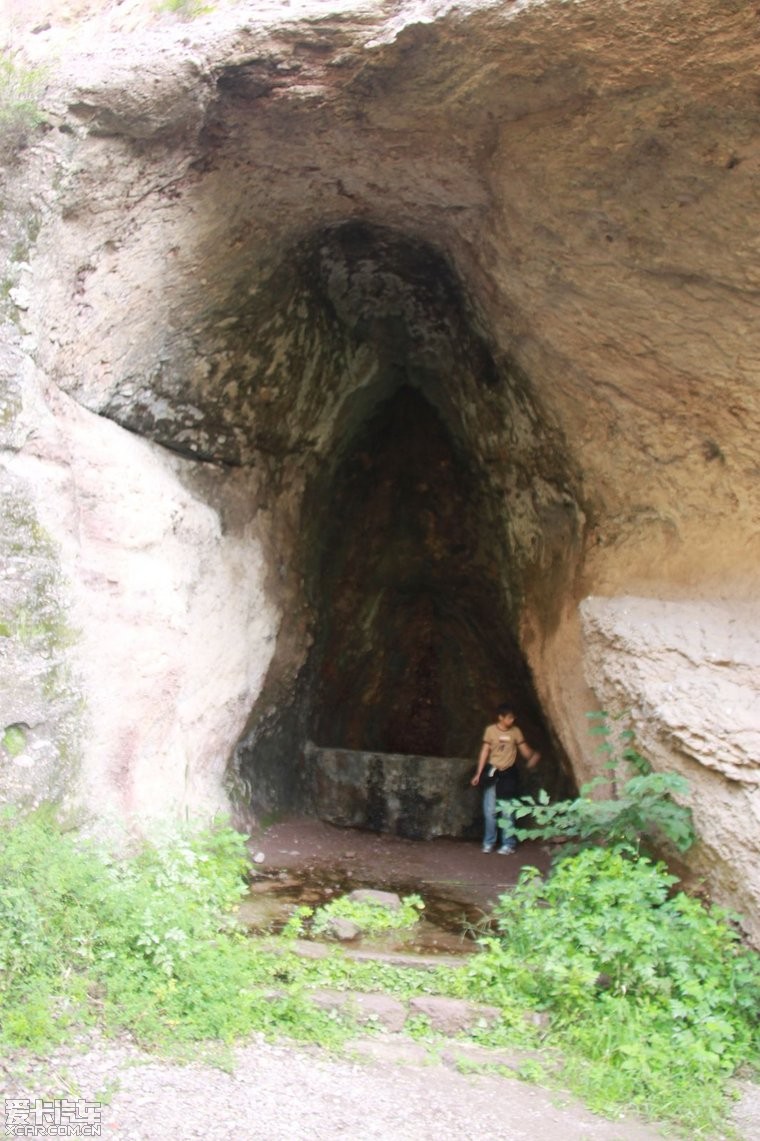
311, 892, 424, 937
155, 0, 213, 19
0, 809, 398, 1051
0, 52, 45, 158
467, 847, 760, 1132
0, 811, 256, 1046
501, 711, 695, 856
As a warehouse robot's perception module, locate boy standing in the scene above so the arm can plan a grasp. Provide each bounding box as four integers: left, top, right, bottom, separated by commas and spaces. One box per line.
471, 704, 540, 854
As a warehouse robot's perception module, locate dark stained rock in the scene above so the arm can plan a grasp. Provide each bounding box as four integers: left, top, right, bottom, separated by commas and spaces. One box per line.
309, 747, 480, 840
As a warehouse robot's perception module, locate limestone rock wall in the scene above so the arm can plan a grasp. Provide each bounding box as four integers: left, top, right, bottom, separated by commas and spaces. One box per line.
1, 360, 280, 823
579, 596, 760, 931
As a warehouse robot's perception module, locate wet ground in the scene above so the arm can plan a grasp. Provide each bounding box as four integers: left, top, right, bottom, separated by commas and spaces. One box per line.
242, 816, 555, 955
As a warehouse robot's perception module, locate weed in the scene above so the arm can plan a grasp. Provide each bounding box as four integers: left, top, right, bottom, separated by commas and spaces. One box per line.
514, 1057, 549, 1083
0, 52, 45, 159
403, 1013, 434, 1040
271, 947, 464, 1002
1, 805, 758, 1136
2, 724, 27, 757
501, 710, 695, 857
155, 0, 213, 20
279, 905, 313, 941
467, 847, 760, 1134
310, 892, 425, 937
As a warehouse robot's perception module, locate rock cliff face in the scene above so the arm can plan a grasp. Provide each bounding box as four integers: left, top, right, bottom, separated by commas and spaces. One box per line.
0, 1, 758, 930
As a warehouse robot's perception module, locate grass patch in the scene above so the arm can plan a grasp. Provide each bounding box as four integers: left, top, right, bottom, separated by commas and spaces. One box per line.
0, 808, 351, 1052
155, 0, 213, 19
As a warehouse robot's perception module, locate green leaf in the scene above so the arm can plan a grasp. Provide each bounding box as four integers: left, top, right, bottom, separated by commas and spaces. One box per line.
2, 725, 26, 757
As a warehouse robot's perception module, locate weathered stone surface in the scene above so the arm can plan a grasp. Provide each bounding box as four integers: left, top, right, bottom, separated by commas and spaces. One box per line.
345, 1037, 432, 1068
408, 995, 501, 1035
0, 0, 758, 928
309, 747, 480, 840
580, 597, 760, 787
0, 349, 85, 810
346, 889, 403, 911
308, 988, 407, 1031
1, 371, 279, 824
323, 916, 362, 942
309, 988, 500, 1033
439, 1042, 548, 1075
580, 595, 760, 940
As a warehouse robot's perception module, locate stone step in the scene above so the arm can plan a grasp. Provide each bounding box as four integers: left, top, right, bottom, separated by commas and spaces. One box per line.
261, 935, 474, 969
306, 988, 503, 1035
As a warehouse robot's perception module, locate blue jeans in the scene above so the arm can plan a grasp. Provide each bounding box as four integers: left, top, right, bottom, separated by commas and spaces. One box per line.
482, 783, 516, 850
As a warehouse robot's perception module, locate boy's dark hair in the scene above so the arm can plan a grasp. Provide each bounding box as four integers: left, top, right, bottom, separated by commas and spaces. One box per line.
496, 703, 515, 717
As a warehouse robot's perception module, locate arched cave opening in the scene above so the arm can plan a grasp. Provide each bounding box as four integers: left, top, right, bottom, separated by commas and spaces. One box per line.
233, 220, 578, 831
308, 384, 543, 759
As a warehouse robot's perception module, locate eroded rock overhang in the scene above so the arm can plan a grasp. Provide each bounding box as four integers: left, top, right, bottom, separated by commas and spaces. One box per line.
25, 0, 759, 582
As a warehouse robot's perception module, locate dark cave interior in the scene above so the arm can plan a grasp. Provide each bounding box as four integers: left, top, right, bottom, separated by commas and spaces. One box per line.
232, 222, 577, 824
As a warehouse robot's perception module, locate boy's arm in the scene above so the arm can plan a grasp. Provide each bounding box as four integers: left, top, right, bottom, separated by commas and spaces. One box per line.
471, 741, 491, 786
518, 740, 541, 768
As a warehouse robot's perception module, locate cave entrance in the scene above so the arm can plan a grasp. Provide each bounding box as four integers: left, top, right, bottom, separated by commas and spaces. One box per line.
234, 221, 576, 831
302, 384, 565, 840
309, 384, 537, 759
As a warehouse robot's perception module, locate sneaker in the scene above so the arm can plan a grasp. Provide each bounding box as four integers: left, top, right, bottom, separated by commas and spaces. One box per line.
482, 844, 495, 854
497, 845, 516, 855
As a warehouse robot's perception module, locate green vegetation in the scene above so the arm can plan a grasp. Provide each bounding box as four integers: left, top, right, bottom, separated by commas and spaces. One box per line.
501, 710, 696, 856
469, 848, 760, 1134
310, 892, 424, 937
0, 790, 758, 1137
481, 715, 756, 1133
0, 806, 527, 1053
281, 891, 425, 940
0, 52, 45, 158
0, 808, 354, 1051
155, 0, 213, 19
1, 724, 27, 757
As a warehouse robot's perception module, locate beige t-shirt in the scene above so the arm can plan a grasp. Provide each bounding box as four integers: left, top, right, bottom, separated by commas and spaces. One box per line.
483, 723, 525, 771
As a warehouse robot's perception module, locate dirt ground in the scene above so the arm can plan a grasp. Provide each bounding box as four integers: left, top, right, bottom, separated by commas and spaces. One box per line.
2, 1029, 674, 1141
247, 815, 553, 915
